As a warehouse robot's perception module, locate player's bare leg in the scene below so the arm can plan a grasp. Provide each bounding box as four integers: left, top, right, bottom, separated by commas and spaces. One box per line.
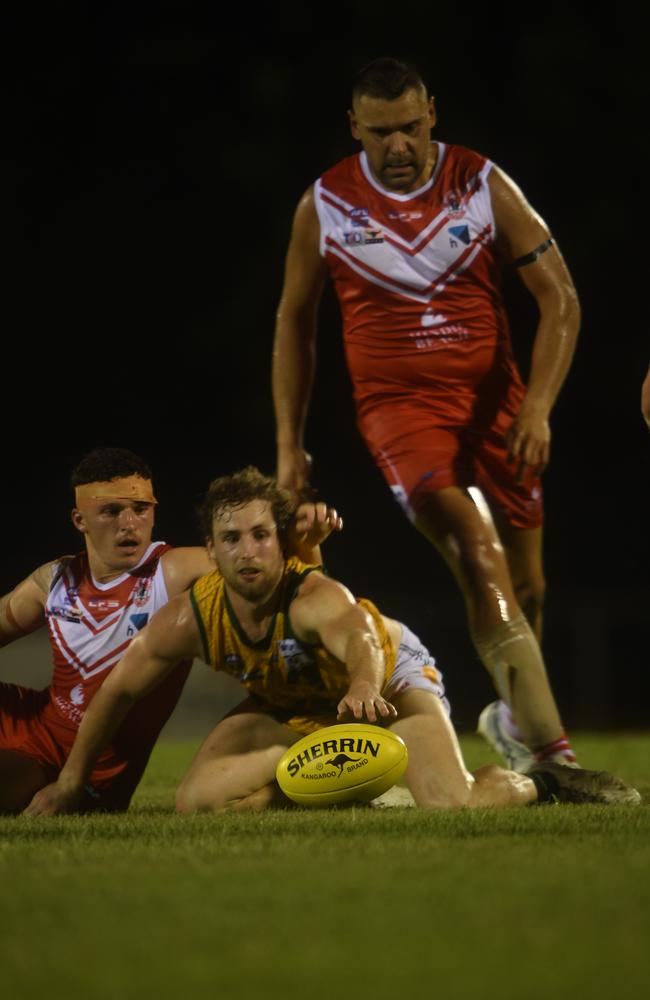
388, 689, 536, 808
493, 516, 545, 639
413, 485, 568, 756
474, 514, 574, 765
175, 702, 298, 813
0, 750, 50, 814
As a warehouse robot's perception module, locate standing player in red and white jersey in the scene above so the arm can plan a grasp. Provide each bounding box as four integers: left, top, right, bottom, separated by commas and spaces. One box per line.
273, 58, 581, 772
0, 447, 340, 813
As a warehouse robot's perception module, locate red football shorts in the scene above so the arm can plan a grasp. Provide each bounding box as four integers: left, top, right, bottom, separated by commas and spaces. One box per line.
358, 400, 543, 529
0, 683, 146, 811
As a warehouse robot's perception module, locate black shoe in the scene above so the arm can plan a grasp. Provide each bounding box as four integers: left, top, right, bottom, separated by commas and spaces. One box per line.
529, 763, 641, 805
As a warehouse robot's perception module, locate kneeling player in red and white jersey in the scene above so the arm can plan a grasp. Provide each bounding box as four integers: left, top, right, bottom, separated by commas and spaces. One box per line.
0, 447, 340, 813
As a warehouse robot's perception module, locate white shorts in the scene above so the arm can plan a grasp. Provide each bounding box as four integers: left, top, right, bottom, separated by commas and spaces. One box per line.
383, 624, 451, 716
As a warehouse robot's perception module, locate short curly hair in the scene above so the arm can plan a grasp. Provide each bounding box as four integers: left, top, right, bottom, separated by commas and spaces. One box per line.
198, 467, 294, 551
70, 447, 152, 490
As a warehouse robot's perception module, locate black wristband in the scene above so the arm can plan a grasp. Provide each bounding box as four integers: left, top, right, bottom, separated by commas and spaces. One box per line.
513, 237, 555, 268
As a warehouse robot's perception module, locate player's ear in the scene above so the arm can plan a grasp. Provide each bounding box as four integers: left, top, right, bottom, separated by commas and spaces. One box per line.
205, 537, 217, 564
71, 508, 87, 535
428, 96, 437, 128
348, 108, 360, 140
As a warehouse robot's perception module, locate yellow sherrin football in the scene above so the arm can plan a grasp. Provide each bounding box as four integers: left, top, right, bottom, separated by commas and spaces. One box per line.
276, 723, 408, 807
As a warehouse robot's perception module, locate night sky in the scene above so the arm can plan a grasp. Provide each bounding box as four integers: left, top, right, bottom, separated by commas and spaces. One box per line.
7, 7, 649, 724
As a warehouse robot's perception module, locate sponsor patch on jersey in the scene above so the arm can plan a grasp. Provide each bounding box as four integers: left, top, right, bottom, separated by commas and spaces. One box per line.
408, 323, 470, 350
350, 206, 369, 227
343, 227, 385, 246
49, 605, 83, 624
70, 684, 85, 706
387, 209, 424, 221
421, 310, 448, 329
443, 189, 466, 218
133, 576, 154, 608
128, 613, 149, 633
448, 224, 471, 246
277, 638, 317, 676
88, 599, 120, 610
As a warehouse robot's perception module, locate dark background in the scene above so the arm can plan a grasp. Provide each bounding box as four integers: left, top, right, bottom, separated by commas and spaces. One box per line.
7, 6, 649, 728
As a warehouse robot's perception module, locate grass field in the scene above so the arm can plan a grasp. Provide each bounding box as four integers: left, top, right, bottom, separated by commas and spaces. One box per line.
2, 733, 649, 1000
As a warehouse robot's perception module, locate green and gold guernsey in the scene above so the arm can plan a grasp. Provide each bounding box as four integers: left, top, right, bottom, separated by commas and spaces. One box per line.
189, 556, 396, 710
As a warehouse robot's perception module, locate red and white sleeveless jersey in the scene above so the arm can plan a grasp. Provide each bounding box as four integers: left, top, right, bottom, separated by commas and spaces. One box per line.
315, 143, 523, 422
44, 541, 172, 730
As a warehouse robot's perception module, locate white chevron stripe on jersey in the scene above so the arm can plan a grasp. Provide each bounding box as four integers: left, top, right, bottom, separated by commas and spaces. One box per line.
317, 183, 494, 303
50, 617, 132, 679
319, 183, 452, 255
318, 184, 421, 252
324, 218, 493, 305
324, 241, 433, 303
316, 155, 491, 255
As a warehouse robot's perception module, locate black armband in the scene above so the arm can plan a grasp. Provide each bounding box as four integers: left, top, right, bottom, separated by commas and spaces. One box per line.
513, 237, 555, 268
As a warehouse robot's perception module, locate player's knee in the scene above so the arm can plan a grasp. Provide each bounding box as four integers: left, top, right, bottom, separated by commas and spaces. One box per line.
455, 535, 507, 599
175, 776, 205, 813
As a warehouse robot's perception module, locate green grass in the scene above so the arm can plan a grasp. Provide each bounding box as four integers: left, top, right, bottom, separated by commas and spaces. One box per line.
1, 734, 649, 1000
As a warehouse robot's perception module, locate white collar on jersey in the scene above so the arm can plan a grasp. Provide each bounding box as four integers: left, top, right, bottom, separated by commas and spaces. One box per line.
359, 143, 446, 201
89, 541, 165, 591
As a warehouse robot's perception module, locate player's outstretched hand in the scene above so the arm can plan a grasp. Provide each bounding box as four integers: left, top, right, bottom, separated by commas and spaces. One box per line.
294, 501, 343, 548
337, 682, 398, 724
505, 401, 551, 480
22, 780, 83, 817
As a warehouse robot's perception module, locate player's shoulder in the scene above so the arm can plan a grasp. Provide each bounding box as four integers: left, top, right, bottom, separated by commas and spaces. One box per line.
285, 555, 325, 591
35, 554, 77, 592
440, 140, 492, 174
288, 562, 352, 613
161, 546, 214, 597
318, 152, 361, 189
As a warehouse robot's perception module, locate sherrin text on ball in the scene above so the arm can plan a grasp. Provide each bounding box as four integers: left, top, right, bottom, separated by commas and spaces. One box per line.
276, 723, 408, 806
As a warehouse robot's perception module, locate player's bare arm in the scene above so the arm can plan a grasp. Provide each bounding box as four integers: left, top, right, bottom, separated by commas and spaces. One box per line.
272, 186, 328, 496
0, 561, 56, 647
289, 573, 397, 723
23, 593, 203, 816
490, 166, 581, 474
161, 547, 214, 598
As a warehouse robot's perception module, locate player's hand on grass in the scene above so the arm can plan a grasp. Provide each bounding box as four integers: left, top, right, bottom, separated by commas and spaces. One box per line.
23, 780, 83, 817
337, 682, 398, 724
294, 501, 343, 548
505, 401, 550, 480
277, 446, 313, 499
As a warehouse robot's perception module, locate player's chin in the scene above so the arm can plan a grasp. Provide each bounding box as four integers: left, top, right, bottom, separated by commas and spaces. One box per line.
381, 166, 416, 189
115, 543, 145, 566
233, 574, 270, 599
